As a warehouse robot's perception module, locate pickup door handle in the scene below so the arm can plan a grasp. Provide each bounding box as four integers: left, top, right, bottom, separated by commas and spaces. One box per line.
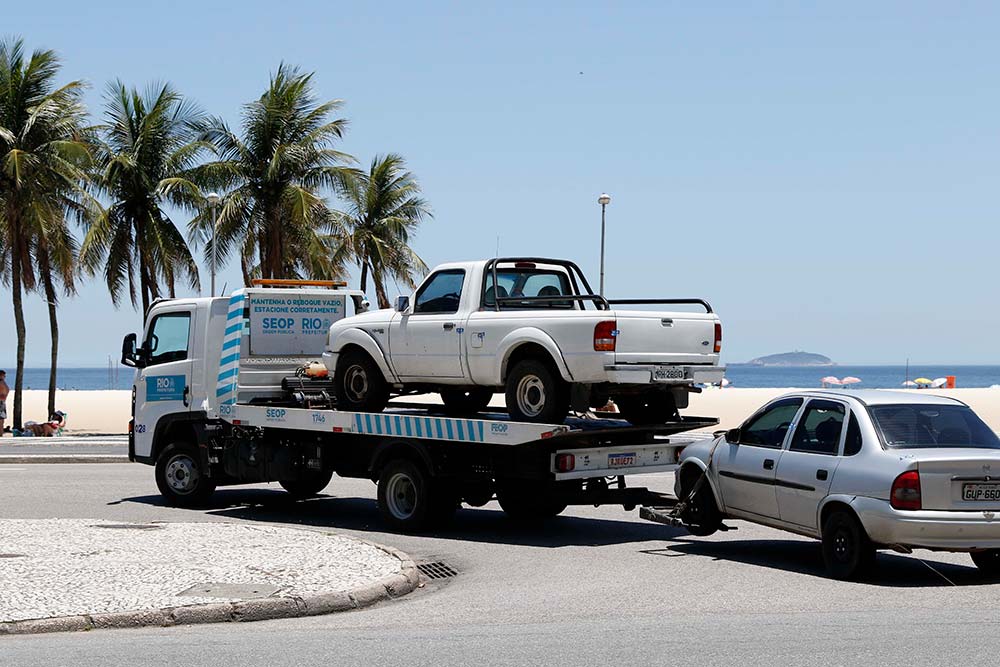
442, 322, 455, 330
816, 469, 828, 481
763, 458, 775, 470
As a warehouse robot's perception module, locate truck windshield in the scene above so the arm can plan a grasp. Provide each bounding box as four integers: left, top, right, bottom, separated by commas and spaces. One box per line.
870, 404, 1000, 449
483, 269, 574, 310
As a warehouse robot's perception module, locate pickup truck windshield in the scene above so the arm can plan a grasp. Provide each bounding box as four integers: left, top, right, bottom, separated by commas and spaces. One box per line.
870, 404, 1000, 449
483, 269, 574, 310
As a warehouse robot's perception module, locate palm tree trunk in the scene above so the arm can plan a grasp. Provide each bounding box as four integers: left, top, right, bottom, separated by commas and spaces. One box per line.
359, 260, 369, 294
10, 237, 26, 431
373, 271, 389, 309
40, 260, 59, 417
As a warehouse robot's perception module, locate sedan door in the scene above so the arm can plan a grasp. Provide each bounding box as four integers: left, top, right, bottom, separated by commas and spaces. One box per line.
389, 269, 467, 380
715, 398, 803, 520
774, 398, 847, 531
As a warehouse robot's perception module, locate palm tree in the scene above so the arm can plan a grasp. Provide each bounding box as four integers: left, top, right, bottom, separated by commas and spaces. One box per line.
82, 81, 207, 312
341, 154, 431, 308
35, 215, 79, 415
0, 38, 91, 429
194, 64, 353, 283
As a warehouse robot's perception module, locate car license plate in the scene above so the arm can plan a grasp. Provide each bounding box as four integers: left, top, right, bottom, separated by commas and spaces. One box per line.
962, 483, 1000, 501
607, 452, 636, 468
653, 367, 685, 382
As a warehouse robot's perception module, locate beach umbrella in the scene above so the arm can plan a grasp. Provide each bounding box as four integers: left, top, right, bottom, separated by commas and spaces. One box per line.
720, 378, 731, 387
931, 377, 948, 388
914, 377, 933, 386
841, 376, 862, 386
820, 376, 842, 387
902, 380, 918, 387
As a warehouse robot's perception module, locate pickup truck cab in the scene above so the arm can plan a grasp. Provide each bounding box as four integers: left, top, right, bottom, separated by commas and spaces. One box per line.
324, 257, 724, 424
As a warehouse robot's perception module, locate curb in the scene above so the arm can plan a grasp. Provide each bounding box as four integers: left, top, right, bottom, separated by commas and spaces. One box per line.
0, 538, 420, 635
0, 455, 130, 464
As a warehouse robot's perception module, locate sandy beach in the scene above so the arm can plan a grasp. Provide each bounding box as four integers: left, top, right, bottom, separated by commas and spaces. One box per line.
1, 387, 998, 437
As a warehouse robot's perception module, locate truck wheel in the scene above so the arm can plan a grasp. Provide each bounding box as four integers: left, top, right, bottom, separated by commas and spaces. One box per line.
505, 359, 569, 424
971, 550, 1000, 576
495, 482, 568, 521
377, 459, 442, 532
279, 470, 334, 499
821, 510, 876, 580
440, 388, 494, 416
617, 392, 678, 425
335, 349, 389, 413
155, 443, 216, 507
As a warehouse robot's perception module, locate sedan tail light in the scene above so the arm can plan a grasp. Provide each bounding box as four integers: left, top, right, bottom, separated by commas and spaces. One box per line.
594, 320, 617, 352
890, 470, 922, 510
714, 322, 723, 354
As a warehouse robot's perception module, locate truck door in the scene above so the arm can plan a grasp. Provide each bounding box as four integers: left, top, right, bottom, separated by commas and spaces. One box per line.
774, 399, 846, 531
132, 305, 195, 459
389, 269, 466, 379
714, 398, 803, 520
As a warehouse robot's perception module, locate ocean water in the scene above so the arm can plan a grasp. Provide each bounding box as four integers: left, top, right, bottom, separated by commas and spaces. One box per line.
725, 365, 1000, 389
3, 364, 999, 392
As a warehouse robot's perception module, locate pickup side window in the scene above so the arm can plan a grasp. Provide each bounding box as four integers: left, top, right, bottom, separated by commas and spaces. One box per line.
789, 400, 845, 455
145, 312, 191, 366
738, 398, 803, 448
414, 270, 465, 314
483, 269, 573, 309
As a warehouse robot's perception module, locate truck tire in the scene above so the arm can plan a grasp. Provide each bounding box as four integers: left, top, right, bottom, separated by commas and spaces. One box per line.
495, 481, 568, 521
155, 442, 216, 507
440, 388, 494, 416
335, 348, 389, 413
505, 358, 569, 424
279, 470, 334, 499
617, 392, 679, 425
821, 510, 876, 580
971, 550, 1000, 576
377, 459, 445, 532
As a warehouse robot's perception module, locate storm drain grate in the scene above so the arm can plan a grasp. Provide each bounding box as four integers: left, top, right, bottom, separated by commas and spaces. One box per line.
417, 561, 458, 580
89, 523, 164, 531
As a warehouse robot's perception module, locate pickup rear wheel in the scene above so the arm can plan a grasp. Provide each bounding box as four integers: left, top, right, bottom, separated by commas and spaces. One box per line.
617, 392, 679, 425
335, 349, 389, 413
155, 442, 216, 508
505, 358, 569, 424
440, 388, 494, 416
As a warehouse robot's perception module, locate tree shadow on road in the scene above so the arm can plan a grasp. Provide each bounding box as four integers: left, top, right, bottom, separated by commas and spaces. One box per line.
119, 487, 689, 548
657, 537, 995, 587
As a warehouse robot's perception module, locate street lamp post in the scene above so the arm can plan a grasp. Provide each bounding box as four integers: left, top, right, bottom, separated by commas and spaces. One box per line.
598, 193, 611, 296
206, 192, 220, 296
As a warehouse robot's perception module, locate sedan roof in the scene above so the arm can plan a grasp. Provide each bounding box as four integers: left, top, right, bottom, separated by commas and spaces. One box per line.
791, 389, 966, 407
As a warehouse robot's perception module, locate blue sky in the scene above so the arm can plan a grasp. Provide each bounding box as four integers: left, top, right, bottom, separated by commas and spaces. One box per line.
4, 1, 1000, 366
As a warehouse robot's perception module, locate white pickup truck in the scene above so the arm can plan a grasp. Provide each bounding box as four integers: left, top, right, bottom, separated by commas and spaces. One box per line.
324, 257, 725, 424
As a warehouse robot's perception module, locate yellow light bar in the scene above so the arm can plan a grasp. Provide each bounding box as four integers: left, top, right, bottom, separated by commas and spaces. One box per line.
251, 279, 348, 288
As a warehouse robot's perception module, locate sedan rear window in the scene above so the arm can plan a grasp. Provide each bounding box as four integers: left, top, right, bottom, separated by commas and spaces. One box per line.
870, 404, 1000, 450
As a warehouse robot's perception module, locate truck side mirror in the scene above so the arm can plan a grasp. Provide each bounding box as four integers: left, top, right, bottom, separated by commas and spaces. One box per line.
394, 295, 410, 313
725, 427, 741, 443
121, 333, 144, 368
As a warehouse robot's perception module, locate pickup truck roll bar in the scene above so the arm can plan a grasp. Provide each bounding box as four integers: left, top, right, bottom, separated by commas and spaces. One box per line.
605, 298, 714, 314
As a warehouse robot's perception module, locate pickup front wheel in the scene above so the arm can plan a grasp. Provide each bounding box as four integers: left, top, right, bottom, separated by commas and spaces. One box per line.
505, 359, 569, 424
335, 349, 389, 413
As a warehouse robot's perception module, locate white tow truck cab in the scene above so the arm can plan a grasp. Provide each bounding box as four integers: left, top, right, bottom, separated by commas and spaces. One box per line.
124, 280, 717, 531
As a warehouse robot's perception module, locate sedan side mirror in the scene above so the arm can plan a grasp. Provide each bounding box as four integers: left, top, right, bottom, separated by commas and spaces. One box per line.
394, 295, 410, 313
725, 427, 741, 443
121, 333, 144, 368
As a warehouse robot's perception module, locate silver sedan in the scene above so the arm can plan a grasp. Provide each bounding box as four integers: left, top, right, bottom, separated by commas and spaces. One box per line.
675, 389, 1000, 579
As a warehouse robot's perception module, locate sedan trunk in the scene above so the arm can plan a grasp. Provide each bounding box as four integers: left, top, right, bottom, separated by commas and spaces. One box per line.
917, 449, 1000, 511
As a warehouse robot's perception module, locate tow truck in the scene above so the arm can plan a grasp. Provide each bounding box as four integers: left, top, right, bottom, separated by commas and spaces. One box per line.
123, 279, 716, 531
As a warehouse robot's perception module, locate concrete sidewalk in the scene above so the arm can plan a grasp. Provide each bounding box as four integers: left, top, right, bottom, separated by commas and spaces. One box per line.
0, 519, 419, 634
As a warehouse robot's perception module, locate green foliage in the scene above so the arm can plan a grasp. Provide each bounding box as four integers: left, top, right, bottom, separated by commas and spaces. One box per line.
193, 64, 355, 283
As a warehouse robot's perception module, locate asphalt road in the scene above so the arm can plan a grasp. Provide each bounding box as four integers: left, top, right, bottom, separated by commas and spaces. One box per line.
2, 463, 999, 666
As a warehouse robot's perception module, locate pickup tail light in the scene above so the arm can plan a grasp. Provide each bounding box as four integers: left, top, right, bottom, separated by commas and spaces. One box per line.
594, 320, 617, 352
714, 322, 723, 354
890, 470, 921, 510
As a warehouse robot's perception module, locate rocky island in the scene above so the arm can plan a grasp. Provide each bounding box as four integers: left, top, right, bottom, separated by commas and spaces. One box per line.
736, 351, 834, 367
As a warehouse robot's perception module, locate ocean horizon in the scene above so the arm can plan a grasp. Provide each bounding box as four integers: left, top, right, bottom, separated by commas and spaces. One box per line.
2, 364, 999, 392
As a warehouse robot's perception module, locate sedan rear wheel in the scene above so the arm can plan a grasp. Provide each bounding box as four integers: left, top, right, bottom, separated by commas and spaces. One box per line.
821, 510, 876, 580
971, 549, 1000, 576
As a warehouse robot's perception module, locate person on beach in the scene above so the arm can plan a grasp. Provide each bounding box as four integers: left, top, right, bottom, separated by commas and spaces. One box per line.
21, 411, 66, 437
0, 370, 8, 436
